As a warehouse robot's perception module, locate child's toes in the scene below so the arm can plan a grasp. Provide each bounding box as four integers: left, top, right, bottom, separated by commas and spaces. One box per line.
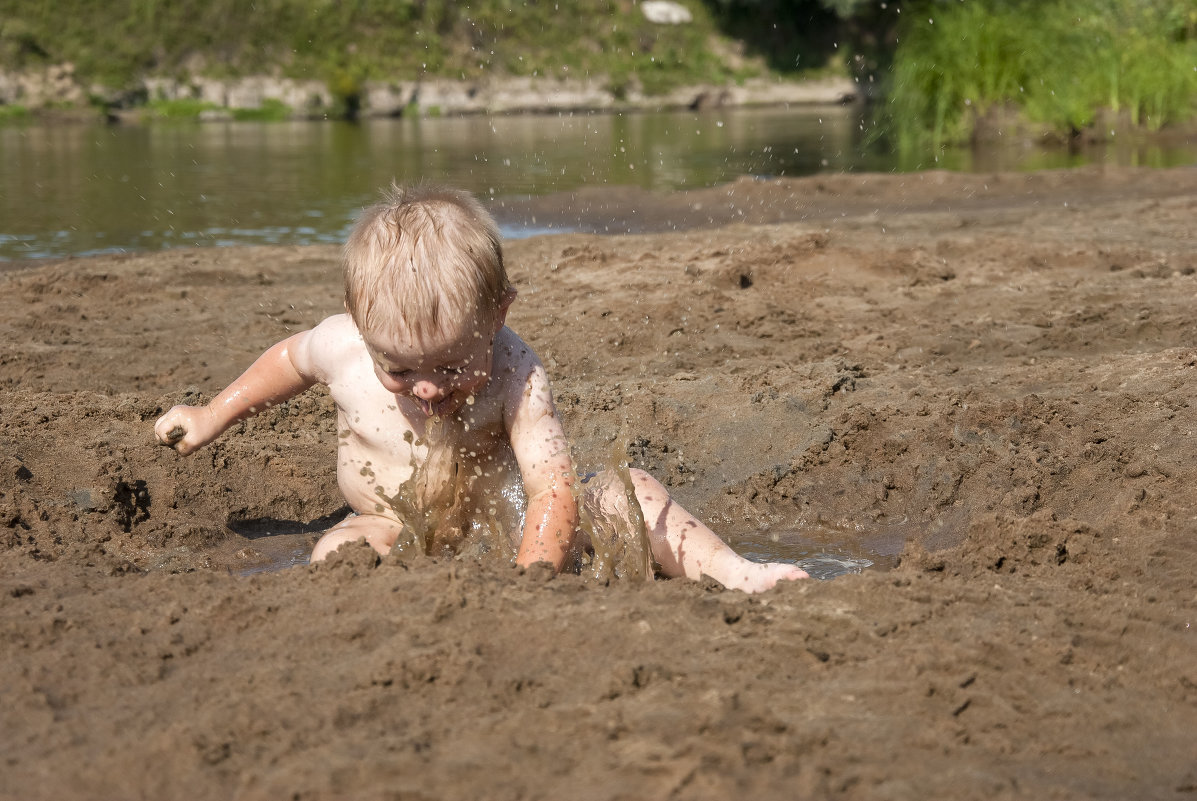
770, 563, 809, 585
740, 562, 808, 593
791, 564, 810, 579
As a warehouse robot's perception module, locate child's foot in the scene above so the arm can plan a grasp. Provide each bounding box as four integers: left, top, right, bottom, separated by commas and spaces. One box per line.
722, 561, 809, 593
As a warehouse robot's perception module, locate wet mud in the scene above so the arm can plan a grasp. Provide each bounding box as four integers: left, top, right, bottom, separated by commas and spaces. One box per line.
2, 167, 1195, 799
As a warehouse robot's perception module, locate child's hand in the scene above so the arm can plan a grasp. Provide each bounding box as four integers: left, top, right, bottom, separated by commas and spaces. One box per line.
154, 405, 220, 455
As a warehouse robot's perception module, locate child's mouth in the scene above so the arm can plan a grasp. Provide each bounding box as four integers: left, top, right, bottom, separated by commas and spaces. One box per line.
415, 395, 457, 418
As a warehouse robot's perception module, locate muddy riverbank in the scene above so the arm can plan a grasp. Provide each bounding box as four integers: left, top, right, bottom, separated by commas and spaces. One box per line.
2, 166, 1195, 799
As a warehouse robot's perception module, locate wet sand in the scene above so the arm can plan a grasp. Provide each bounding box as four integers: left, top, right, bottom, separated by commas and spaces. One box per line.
2, 167, 1195, 799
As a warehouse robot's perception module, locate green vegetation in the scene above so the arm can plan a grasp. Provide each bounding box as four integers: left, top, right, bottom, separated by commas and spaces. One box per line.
887, 0, 1197, 146
1, 0, 1193, 142
703, 0, 845, 74
0, 0, 773, 105
232, 98, 293, 122
142, 98, 219, 119
140, 97, 294, 122
0, 102, 29, 120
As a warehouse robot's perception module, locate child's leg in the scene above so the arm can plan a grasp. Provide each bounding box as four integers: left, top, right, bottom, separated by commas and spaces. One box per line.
629, 469, 808, 593
310, 513, 404, 563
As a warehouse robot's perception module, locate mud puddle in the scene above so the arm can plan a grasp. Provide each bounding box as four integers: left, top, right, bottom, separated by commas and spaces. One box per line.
220, 510, 349, 575
223, 523, 901, 582
729, 522, 909, 580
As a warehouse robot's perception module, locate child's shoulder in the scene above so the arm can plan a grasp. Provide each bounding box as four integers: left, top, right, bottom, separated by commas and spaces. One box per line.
305, 314, 366, 355
491, 327, 556, 409
310, 313, 361, 341
493, 326, 542, 373
291, 314, 368, 380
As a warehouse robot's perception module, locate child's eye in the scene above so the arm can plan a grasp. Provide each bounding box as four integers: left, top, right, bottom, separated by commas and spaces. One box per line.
387, 369, 414, 379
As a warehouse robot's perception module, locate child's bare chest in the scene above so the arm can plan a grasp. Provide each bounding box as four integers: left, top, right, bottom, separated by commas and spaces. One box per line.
327, 356, 511, 507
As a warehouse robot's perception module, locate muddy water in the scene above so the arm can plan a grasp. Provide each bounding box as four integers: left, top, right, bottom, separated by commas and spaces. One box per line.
2, 107, 872, 260
223, 520, 890, 580
5, 106, 1194, 261
218, 425, 668, 581
732, 524, 904, 580
223, 468, 885, 581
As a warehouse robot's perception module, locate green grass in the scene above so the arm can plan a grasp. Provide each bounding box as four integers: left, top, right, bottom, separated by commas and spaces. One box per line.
0, 103, 29, 121
142, 98, 219, 119
231, 98, 293, 122
886, 0, 1197, 146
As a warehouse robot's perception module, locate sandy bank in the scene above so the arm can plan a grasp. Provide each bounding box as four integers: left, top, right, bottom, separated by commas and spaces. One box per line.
1, 167, 1195, 799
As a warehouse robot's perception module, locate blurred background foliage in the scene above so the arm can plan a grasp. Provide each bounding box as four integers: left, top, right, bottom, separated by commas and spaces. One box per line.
0, 0, 1193, 140
0, 1, 765, 92
885, 0, 1197, 146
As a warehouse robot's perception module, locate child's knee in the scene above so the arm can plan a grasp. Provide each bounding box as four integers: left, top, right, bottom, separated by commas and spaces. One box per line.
310, 532, 352, 563
628, 467, 654, 485
310, 516, 400, 562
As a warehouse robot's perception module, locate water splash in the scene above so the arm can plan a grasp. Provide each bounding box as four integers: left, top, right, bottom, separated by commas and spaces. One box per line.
574, 445, 654, 583
370, 427, 655, 582
374, 419, 523, 564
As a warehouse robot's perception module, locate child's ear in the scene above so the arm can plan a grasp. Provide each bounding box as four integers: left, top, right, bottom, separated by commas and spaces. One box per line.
494, 288, 517, 331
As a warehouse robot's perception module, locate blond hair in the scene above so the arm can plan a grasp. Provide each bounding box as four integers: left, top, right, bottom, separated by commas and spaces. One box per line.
343, 183, 511, 342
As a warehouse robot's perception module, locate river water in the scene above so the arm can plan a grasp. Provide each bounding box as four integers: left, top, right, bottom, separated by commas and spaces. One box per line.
3, 105, 1193, 262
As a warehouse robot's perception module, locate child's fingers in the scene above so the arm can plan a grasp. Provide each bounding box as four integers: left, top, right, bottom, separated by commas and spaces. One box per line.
153, 410, 189, 448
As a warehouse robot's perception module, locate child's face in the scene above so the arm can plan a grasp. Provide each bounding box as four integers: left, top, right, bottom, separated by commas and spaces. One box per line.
362, 319, 499, 418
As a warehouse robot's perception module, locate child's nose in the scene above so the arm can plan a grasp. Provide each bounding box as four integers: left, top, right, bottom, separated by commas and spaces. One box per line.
410, 379, 444, 400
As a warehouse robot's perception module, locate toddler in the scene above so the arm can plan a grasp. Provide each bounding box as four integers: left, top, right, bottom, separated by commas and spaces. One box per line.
155, 184, 807, 592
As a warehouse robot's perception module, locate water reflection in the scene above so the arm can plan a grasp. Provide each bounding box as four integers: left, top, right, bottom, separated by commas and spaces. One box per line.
2, 107, 1194, 261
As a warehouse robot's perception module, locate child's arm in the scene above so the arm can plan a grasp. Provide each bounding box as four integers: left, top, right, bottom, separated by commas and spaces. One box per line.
155, 330, 316, 455
506, 360, 578, 570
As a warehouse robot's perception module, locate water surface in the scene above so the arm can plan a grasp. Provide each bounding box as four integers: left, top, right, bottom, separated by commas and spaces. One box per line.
3, 106, 1192, 261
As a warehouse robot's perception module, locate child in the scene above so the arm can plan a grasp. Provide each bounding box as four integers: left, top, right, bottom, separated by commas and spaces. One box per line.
154, 184, 807, 593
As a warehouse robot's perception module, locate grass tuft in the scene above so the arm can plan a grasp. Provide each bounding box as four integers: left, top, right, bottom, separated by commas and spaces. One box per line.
0, 103, 30, 122
886, 0, 1197, 146
232, 98, 293, 122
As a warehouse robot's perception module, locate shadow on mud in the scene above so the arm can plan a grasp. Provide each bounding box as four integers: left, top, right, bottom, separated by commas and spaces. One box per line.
224, 507, 351, 575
